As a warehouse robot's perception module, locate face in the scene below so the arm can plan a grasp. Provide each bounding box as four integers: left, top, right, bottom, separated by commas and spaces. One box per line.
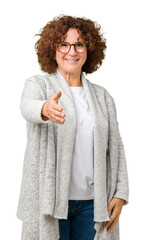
55, 28, 87, 75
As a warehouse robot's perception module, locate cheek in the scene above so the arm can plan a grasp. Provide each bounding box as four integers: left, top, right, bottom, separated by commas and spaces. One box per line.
55, 51, 63, 63
82, 52, 87, 63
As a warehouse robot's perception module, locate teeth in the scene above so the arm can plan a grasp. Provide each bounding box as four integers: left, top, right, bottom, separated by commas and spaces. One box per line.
65, 59, 78, 62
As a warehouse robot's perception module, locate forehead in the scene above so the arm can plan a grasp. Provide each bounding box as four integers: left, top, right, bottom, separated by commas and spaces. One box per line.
63, 28, 83, 42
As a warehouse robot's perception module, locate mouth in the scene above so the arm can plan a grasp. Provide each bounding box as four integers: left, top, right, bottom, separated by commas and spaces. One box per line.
64, 58, 79, 63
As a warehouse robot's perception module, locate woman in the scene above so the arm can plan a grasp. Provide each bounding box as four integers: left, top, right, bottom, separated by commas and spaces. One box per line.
16, 15, 129, 240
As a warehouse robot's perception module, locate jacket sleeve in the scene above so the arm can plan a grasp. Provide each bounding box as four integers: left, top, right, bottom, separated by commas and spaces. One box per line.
113, 130, 129, 206
105, 89, 129, 206
20, 77, 50, 124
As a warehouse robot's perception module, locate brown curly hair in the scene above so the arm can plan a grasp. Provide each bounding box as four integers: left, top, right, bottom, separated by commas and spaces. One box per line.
34, 15, 107, 74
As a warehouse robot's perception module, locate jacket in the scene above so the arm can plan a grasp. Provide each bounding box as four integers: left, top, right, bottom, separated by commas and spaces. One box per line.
16, 67, 129, 240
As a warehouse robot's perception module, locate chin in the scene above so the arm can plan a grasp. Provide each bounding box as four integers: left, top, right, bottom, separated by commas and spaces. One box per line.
64, 66, 82, 74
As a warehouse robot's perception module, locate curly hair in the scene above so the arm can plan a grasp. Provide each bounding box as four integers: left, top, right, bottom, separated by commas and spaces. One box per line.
34, 15, 107, 74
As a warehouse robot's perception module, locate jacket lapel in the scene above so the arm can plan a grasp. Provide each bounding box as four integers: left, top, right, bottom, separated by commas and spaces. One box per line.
48, 68, 78, 218
81, 74, 110, 221
44, 68, 110, 222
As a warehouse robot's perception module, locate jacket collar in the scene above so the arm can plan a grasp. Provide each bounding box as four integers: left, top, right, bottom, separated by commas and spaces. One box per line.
54, 67, 104, 125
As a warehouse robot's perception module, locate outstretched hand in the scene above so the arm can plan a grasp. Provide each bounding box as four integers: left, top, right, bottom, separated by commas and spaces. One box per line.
41, 90, 65, 124
105, 197, 125, 232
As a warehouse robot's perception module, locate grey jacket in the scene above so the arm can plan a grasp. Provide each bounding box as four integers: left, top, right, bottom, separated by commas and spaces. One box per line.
16, 68, 129, 240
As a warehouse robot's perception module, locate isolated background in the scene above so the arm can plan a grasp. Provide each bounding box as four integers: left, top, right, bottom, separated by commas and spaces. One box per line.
0, 0, 144, 239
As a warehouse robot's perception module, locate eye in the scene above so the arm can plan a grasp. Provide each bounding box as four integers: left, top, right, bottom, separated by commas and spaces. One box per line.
76, 42, 84, 47
60, 42, 68, 47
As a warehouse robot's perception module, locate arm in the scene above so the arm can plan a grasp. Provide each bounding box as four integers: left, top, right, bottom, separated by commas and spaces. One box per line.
20, 77, 50, 123
105, 89, 129, 206
113, 130, 129, 206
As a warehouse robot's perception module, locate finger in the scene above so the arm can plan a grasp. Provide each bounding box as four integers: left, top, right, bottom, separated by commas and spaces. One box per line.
48, 107, 65, 124
107, 201, 116, 214
108, 198, 119, 212
53, 115, 65, 124
52, 103, 63, 112
105, 213, 117, 229
110, 201, 122, 217
107, 215, 119, 232
51, 107, 65, 119
49, 112, 65, 124
52, 91, 62, 101
105, 205, 119, 227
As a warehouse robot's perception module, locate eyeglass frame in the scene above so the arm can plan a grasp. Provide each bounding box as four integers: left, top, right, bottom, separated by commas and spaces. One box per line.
56, 41, 88, 54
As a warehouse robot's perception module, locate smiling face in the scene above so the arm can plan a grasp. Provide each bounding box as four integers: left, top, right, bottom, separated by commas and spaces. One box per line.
55, 28, 87, 75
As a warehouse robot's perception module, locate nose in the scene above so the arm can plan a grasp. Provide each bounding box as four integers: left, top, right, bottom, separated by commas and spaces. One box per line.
68, 45, 77, 55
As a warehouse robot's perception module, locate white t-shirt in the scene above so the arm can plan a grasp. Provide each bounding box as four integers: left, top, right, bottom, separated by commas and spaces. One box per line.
68, 86, 94, 200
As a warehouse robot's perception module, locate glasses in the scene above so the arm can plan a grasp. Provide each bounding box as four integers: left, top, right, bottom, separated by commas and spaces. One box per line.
57, 42, 87, 54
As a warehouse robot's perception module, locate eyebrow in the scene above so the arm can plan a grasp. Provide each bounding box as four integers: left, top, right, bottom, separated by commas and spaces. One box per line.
61, 41, 84, 43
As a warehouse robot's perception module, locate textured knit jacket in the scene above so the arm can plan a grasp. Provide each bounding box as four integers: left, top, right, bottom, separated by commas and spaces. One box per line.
16, 68, 129, 240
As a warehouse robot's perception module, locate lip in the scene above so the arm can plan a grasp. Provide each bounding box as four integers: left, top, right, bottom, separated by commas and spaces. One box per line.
64, 58, 79, 63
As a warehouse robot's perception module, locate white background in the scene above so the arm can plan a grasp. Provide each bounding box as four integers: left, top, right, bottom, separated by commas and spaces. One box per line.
0, 0, 144, 239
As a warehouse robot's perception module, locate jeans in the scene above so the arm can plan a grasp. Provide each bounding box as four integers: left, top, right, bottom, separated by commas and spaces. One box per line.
58, 199, 96, 240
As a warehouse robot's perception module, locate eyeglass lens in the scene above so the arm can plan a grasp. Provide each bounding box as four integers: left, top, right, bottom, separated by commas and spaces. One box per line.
58, 42, 86, 53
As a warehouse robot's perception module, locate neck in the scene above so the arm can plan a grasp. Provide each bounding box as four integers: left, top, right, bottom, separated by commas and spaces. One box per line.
58, 67, 83, 87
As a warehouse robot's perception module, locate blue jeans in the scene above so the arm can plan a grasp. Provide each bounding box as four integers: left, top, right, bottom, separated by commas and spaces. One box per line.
58, 199, 96, 240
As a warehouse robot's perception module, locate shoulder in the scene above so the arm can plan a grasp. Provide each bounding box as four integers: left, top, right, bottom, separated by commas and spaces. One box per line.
86, 79, 115, 103
24, 73, 53, 95
25, 74, 48, 88
86, 79, 117, 116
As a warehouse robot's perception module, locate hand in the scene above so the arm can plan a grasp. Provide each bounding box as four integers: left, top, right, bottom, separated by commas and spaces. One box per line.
41, 90, 65, 124
105, 197, 125, 233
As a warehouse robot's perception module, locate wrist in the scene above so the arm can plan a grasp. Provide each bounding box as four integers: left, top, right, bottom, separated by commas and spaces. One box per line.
41, 113, 49, 120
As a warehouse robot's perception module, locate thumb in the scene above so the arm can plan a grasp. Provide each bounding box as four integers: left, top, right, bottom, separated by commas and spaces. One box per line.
52, 90, 62, 101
